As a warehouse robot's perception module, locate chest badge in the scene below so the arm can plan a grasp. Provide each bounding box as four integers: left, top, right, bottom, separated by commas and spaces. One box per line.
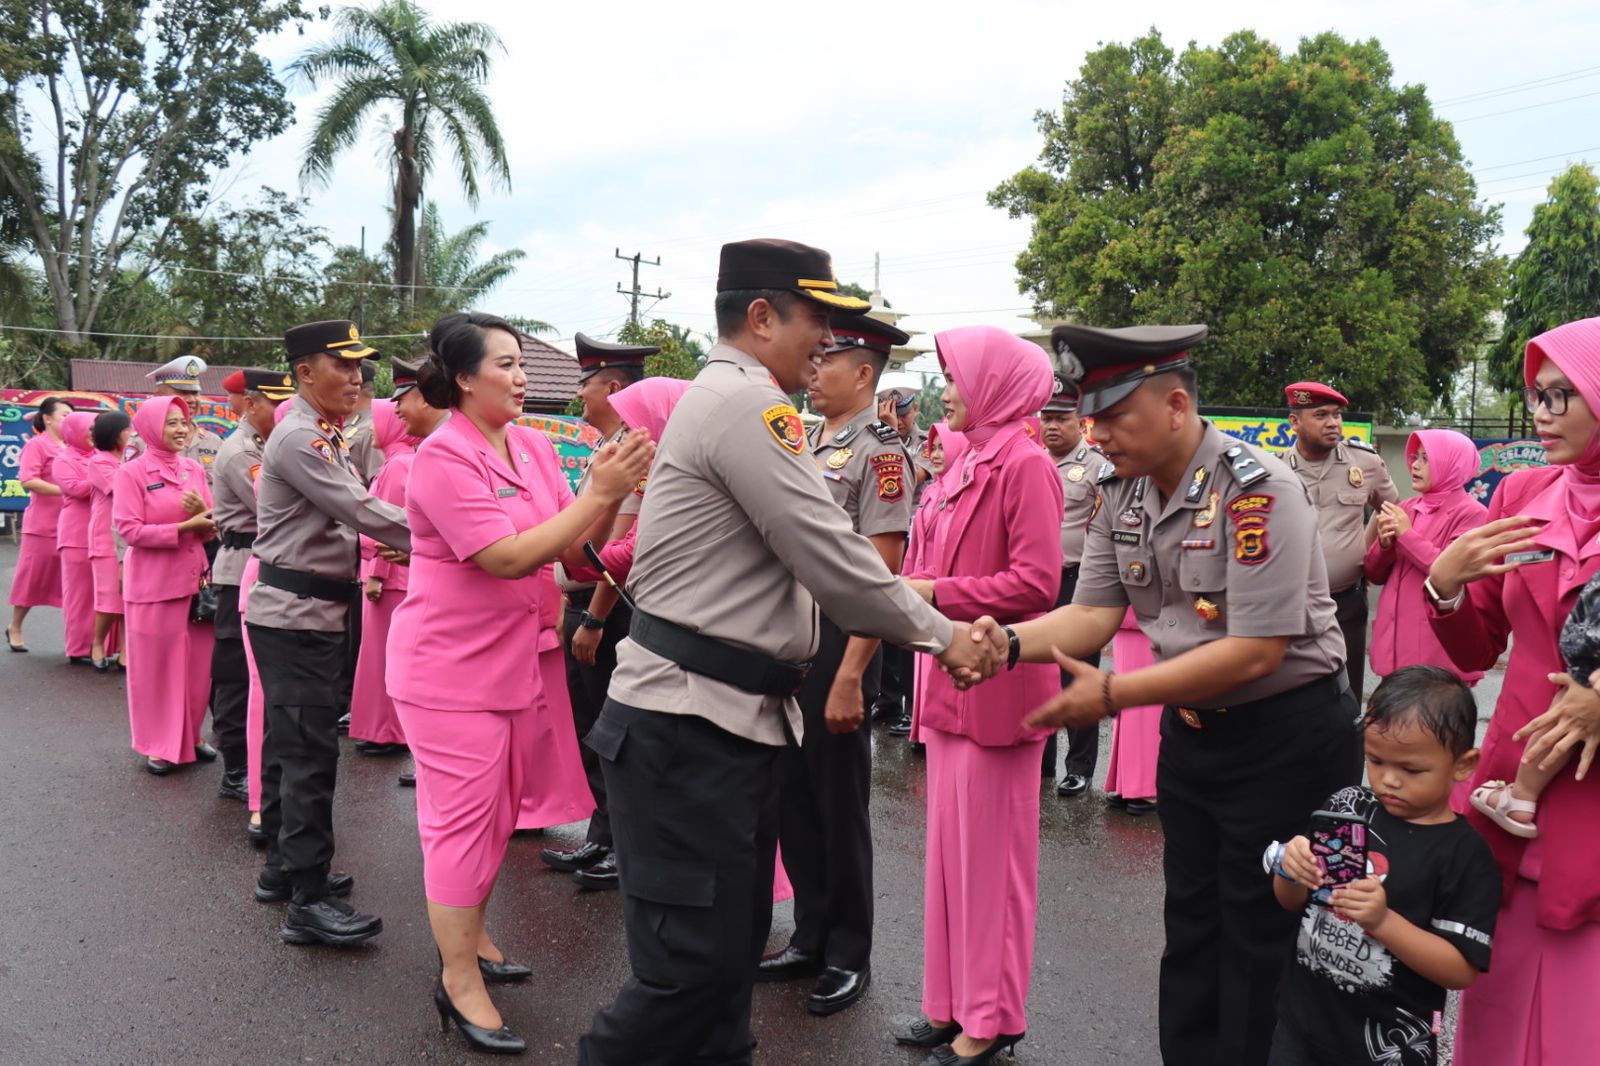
1126, 561, 1146, 581
1118, 508, 1143, 528
1066, 464, 1086, 483
1349, 466, 1364, 488
826, 448, 852, 470
1195, 597, 1220, 622
1194, 490, 1220, 529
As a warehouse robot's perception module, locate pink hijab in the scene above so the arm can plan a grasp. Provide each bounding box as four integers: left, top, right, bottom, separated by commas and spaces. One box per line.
132, 396, 188, 481
927, 421, 969, 486
59, 411, 96, 456
274, 396, 296, 425
1526, 317, 1600, 516
1406, 429, 1479, 515
935, 326, 1055, 451
609, 377, 692, 442
369, 399, 419, 459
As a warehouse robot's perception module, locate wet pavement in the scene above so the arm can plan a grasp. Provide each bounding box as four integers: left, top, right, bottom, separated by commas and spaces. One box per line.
0, 541, 1497, 1065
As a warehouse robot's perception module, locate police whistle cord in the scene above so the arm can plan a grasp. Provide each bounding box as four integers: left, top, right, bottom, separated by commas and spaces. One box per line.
583, 541, 637, 614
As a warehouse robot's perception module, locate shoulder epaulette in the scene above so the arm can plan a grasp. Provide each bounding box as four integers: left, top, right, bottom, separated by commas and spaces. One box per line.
1222, 444, 1270, 488
1347, 438, 1377, 453
869, 421, 901, 444
1095, 460, 1119, 484
832, 422, 861, 447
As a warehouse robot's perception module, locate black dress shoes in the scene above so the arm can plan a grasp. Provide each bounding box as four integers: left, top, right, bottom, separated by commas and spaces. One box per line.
1123, 798, 1158, 816
397, 770, 416, 787
193, 741, 219, 762
887, 710, 914, 737
255, 871, 355, 904
67, 655, 93, 665
144, 757, 175, 776
478, 956, 534, 983
352, 740, 405, 756
246, 817, 267, 847
336, 712, 351, 735
806, 966, 869, 1015
895, 1018, 962, 1047
280, 898, 382, 947
573, 851, 619, 891
870, 694, 904, 724
218, 767, 248, 802
540, 840, 607, 872
1056, 773, 1090, 797
433, 981, 526, 1055
920, 1032, 1024, 1065
755, 943, 823, 982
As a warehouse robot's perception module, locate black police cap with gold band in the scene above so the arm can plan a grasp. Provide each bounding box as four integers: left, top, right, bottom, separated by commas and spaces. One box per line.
1050, 323, 1208, 417
241, 367, 296, 401
826, 313, 910, 360
391, 356, 424, 398
1040, 372, 1081, 414
284, 319, 377, 364
575, 333, 659, 383
717, 238, 872, 312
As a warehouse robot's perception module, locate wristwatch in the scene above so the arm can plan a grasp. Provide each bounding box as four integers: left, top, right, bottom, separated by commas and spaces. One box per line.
1422, 577, 1464, 614
1001, 625, 1021, 671
578, 610, 607, 631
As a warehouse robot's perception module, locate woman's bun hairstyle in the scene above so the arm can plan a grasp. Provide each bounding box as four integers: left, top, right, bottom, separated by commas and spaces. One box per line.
423, 312, 523, 410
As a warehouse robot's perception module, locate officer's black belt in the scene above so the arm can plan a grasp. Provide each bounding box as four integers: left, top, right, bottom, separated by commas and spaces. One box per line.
1330, 579, 1366, 603
1172, 670, 1351, 731
220, 530, 256, 550
630, 609, 810, 697
258, 562, 359, 603
1062, 562, 1080, 576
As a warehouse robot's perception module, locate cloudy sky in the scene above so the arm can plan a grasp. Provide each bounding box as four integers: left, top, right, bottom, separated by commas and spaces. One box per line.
223, 0, 1600, 370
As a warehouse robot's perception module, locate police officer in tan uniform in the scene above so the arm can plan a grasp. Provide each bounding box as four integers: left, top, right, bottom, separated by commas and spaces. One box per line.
246, 320, 411, 949
541, 331, 659, 891
578, 240, 997, 1066
1283, 381, 1397, 702
210, 368, 295, 806
973, 324, 1358, 1066
1040, 373, 1108, 796
146, 355, 226, 481
758, 313, 914, 1015
343, 360, 385, 485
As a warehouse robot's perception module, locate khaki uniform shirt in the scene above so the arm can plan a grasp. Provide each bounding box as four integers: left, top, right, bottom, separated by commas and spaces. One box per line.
1075, 421, 1345, 707
183, 426, 225, 486
808, 405, 916, 538
210, 422, 264, 587
245, 400, 410, 632
1053, 439, 1106, 566
607, 344, 953, 745
556, 426, 644, 594
1287, 441, 1398, 592
343, 408, 386, 485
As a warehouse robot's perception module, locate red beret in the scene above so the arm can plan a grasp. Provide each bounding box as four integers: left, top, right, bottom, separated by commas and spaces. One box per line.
222, 370, 247, 394
1285, 381, 1348, 409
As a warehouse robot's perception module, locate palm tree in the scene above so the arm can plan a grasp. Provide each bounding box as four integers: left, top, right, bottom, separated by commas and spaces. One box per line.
411, 201, 550, 332
291, 0, 511, 303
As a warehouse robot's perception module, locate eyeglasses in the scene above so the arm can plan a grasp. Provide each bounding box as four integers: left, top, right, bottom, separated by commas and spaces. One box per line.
1522, 385, 1578, 415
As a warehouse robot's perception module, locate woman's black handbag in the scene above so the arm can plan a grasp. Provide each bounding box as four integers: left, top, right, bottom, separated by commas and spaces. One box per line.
190, 571, 218, 624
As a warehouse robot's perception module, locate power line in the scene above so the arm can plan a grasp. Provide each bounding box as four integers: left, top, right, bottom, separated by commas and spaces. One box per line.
1453, 87, 1600, 123
615, 249, 669, 327
1436, 64, 1600, 106
1472, 146, 1600, 173
0, 323, 426, 342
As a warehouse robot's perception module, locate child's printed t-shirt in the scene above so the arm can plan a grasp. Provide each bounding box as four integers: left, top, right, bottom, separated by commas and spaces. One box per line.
1279, 786, 1501, 1065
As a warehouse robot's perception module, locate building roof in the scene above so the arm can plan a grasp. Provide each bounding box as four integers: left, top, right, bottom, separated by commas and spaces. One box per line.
520, 334, 580, 412
70, 358, 246, 397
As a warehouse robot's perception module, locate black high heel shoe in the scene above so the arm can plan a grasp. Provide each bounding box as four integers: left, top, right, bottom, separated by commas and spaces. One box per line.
921, 1032, 1025, 1066
896, 1018, 963, 1047
477, 956, 533, 983
432, 981, 526, 1055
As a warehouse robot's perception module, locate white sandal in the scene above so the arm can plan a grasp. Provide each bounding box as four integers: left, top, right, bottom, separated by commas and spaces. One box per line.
1470, 780, 1539, 839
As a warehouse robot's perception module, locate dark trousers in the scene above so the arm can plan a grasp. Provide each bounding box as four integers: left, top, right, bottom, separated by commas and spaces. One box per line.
1047, 565, 1102, 778
580, 701, 780, 1066
248, 622, 349, 906
1156, 676, 1360, 1066
562, 593, 633, 849
209, 583, 249, 772
877, 642, 913, 712
777, 617, 878, 970
1331, 580, 1368, 703
340, 588, 361, 712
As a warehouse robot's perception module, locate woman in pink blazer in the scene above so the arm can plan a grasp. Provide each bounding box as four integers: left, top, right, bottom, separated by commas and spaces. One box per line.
7, 397, 70, 652
897, 327, 1061, 1063
112, 396, 217, 775
86, 411, 132, 669
385, 312, 652, 1053
1426, 317, 1600, 1066
904, 422, 967, 746
53, 410, 98, 663
1364, 428, 1488, 683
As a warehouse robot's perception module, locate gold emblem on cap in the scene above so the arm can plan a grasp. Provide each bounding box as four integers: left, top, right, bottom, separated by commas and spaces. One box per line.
1195, 597, 1220, 622
1194, 490, 1220, 528
1292, 388, 1312, 405
1066, 464, 1085, 483
184, 358, 202, 376
348, 323, 360, 341
1178, 708, 1204, 729
281, 374, 292, 387
826, 448, 852, 470
1349, 466, 1364, 488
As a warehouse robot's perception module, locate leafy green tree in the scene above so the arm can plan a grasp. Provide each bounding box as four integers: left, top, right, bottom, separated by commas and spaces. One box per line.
0, 0, 313, 345
991, 28, 1502, 417
291, 0, 511, 302
1488, 164, 1600, 390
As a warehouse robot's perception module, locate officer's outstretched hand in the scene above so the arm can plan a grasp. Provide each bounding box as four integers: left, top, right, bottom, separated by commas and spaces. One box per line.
1024, 650, 1115, 731
589, 428, 656, 503
937, 620, 1005, 685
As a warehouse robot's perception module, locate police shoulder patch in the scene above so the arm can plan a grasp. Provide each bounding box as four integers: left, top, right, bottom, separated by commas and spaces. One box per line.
633, 476, 648, 497
248, 463, 262, 484
309, 438, 336, 463
1347, 438, 1377, 453
870, 421, 901, 444
761, 404, 806, 455
871, 452, 906, 502
1096, 460, 1119, 484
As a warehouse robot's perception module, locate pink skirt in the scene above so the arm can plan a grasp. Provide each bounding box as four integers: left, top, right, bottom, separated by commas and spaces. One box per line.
349, 589, 406, 745
514, 642, 596, 831
58, 546, 94, 657
1454, 877, 1600, 1066
9, 531, 62, 608
921, 727, 1044, 1040
90, 555, 124, 615
125, 599, 214, 763
1103, 629, 1161, 801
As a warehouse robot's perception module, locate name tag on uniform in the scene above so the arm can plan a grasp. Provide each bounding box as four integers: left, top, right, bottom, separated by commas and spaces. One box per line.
146, 482, 165, 491
1506, 549, 1555, 565
1111, 530, 1142, 546
496, 486, 517, 498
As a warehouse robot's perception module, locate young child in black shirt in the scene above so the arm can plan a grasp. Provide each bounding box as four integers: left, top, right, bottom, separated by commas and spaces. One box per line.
1267, 665, 1502, 1066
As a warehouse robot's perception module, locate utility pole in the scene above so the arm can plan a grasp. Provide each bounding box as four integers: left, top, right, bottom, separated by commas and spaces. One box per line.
357, 226, 366, 332
615, 248, 670, 327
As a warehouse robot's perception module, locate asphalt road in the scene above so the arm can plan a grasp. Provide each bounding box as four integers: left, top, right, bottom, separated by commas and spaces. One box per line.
0, 540, 1497, 1065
